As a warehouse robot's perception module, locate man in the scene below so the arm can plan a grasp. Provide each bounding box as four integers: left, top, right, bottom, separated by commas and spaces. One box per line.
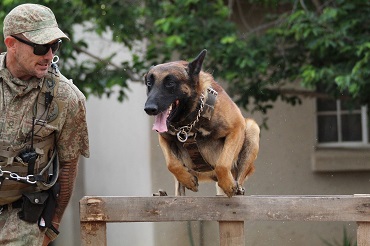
0, 3, 89, 245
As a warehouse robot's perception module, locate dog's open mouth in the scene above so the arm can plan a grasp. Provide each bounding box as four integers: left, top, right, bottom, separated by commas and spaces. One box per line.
152, 100, 179, 133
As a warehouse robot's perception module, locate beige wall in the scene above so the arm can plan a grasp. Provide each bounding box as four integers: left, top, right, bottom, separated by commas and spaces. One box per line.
55, 83, 155, 246
55, 25, 155, 246
150, 96, 370, 246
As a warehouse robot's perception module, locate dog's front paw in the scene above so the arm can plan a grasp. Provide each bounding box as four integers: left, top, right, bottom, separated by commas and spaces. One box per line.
178, 174, 199, 192
218, 180, 238, 197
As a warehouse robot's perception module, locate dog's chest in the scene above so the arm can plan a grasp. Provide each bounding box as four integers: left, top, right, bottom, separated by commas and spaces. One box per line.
196, 127, 212, 136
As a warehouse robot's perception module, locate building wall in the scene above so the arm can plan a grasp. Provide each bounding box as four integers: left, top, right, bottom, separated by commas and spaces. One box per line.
150, 96, 370, 246
55, 83, 154, 246
54, 25, 154, 246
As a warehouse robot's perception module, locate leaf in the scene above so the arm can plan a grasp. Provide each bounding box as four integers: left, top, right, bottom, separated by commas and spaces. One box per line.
220, 35, 237, 44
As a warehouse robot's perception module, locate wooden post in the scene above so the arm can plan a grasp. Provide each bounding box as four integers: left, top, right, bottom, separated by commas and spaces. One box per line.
219, 221, 245, 246
80, 197, 108, 246
357, 222, 370, 246
80, 221, 107, 246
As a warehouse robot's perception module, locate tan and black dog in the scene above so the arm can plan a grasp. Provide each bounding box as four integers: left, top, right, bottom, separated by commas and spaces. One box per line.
144, 50, 260, 197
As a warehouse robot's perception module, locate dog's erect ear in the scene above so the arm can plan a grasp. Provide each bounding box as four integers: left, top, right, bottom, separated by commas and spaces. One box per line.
188, 49, 207, 77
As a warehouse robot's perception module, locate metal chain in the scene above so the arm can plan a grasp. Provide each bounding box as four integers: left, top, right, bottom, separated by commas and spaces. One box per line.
0, 167, 37, 184
174, 93, 205, 142
171, 87, 218, 143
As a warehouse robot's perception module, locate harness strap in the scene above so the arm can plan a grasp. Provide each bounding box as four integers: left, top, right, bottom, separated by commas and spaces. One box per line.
181, 87, 218, 172
183, 137, 214, 172
198, 87, 217, 121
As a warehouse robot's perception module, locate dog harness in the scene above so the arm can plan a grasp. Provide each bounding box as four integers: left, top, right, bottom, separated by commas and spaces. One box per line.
168, 87, 218, 172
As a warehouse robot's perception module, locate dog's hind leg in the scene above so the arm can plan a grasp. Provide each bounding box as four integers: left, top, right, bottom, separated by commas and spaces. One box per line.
175, 180, 186, 196
235, 118, 260, 194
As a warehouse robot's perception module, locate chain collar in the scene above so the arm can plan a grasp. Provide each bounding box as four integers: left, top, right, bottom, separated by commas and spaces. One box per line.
170, 87, 218, 142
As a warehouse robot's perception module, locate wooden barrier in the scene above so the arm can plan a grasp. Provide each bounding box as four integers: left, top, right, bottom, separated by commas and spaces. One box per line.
80, 195, 370, 246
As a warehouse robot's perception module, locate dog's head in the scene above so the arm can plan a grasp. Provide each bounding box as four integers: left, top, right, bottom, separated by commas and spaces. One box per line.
144, 49, 207, 133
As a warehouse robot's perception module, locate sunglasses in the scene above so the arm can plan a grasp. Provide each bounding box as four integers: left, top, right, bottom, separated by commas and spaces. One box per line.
11, 35, 62, 56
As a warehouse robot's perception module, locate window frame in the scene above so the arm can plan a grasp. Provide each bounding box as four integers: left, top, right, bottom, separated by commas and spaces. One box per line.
316, 100, 369, 148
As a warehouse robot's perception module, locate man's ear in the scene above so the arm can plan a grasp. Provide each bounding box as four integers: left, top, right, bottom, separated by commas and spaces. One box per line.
4, 36, 17, 51
188, 49, 207, 77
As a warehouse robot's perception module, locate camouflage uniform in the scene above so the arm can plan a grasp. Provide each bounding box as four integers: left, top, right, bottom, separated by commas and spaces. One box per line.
0, 3, 89, 245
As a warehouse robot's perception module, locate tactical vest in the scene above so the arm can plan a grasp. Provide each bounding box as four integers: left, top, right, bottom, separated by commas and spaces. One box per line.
0, 54, 61, 205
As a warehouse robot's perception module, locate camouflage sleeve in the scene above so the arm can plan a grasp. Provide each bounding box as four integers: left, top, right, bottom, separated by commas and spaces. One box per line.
53, 157, 79, 226
56, 81, 90, 162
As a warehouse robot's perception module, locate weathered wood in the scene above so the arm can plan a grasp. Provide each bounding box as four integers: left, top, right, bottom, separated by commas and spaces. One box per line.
219, 221, 244, 246
80, 195, 370, 222
80, 195, 370, 246
80, 221, 107, 246
357, 222, 370, 246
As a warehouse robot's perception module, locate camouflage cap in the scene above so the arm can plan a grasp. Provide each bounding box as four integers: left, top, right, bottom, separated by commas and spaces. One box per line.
3, 4, 69, 45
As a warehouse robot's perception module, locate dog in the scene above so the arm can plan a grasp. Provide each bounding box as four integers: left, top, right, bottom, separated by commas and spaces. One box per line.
144, 49, 260, 197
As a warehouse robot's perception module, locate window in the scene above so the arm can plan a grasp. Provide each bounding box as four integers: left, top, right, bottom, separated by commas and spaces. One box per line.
316, 98, 369, 148
312, 99, 370, 172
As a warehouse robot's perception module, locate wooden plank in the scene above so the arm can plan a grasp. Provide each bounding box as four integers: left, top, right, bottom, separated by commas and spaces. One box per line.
219, 221, 244, 246
80, 221, 107, 246
80, 195, 370, 223
357, 222, 370, 246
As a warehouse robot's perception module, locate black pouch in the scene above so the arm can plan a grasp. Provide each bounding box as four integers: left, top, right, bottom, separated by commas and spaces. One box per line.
18, 191, 49, 223
39, 182, 60, 228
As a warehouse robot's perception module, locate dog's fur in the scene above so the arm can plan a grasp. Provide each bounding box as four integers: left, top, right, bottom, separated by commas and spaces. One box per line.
144, 50, 259, 197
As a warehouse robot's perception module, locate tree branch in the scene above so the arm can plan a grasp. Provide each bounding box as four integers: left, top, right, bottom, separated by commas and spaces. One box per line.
311, 0, 323, 14
72, 44, 142, 82
299, 0, 309, 12
235, 0, 251, 31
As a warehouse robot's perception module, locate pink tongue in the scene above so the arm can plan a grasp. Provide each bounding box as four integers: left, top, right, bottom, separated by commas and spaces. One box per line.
152, 109, 169, 133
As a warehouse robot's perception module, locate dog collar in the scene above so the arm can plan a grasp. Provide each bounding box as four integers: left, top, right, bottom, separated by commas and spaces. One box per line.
169, 87, 218, 142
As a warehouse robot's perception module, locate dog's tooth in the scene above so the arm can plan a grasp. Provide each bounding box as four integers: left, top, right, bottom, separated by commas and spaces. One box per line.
168, 104, 172, 116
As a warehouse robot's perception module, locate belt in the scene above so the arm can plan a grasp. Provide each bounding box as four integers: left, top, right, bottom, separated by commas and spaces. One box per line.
0, 199, 22, 213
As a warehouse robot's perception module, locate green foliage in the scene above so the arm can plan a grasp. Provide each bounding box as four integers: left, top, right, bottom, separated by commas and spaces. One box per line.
1, 0, 369, 114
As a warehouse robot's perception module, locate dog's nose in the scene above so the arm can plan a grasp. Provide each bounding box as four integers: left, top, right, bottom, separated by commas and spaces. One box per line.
144, 104, 159, 115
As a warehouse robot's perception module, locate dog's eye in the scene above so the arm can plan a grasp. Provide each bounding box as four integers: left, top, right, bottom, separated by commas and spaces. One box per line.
146, 80, 152, 87
164, 75, 176, 88
146, 74, 155, 87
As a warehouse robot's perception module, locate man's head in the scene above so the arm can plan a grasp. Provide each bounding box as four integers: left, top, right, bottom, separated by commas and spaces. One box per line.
3, 4, 69, 80
3, 3, 69, 44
